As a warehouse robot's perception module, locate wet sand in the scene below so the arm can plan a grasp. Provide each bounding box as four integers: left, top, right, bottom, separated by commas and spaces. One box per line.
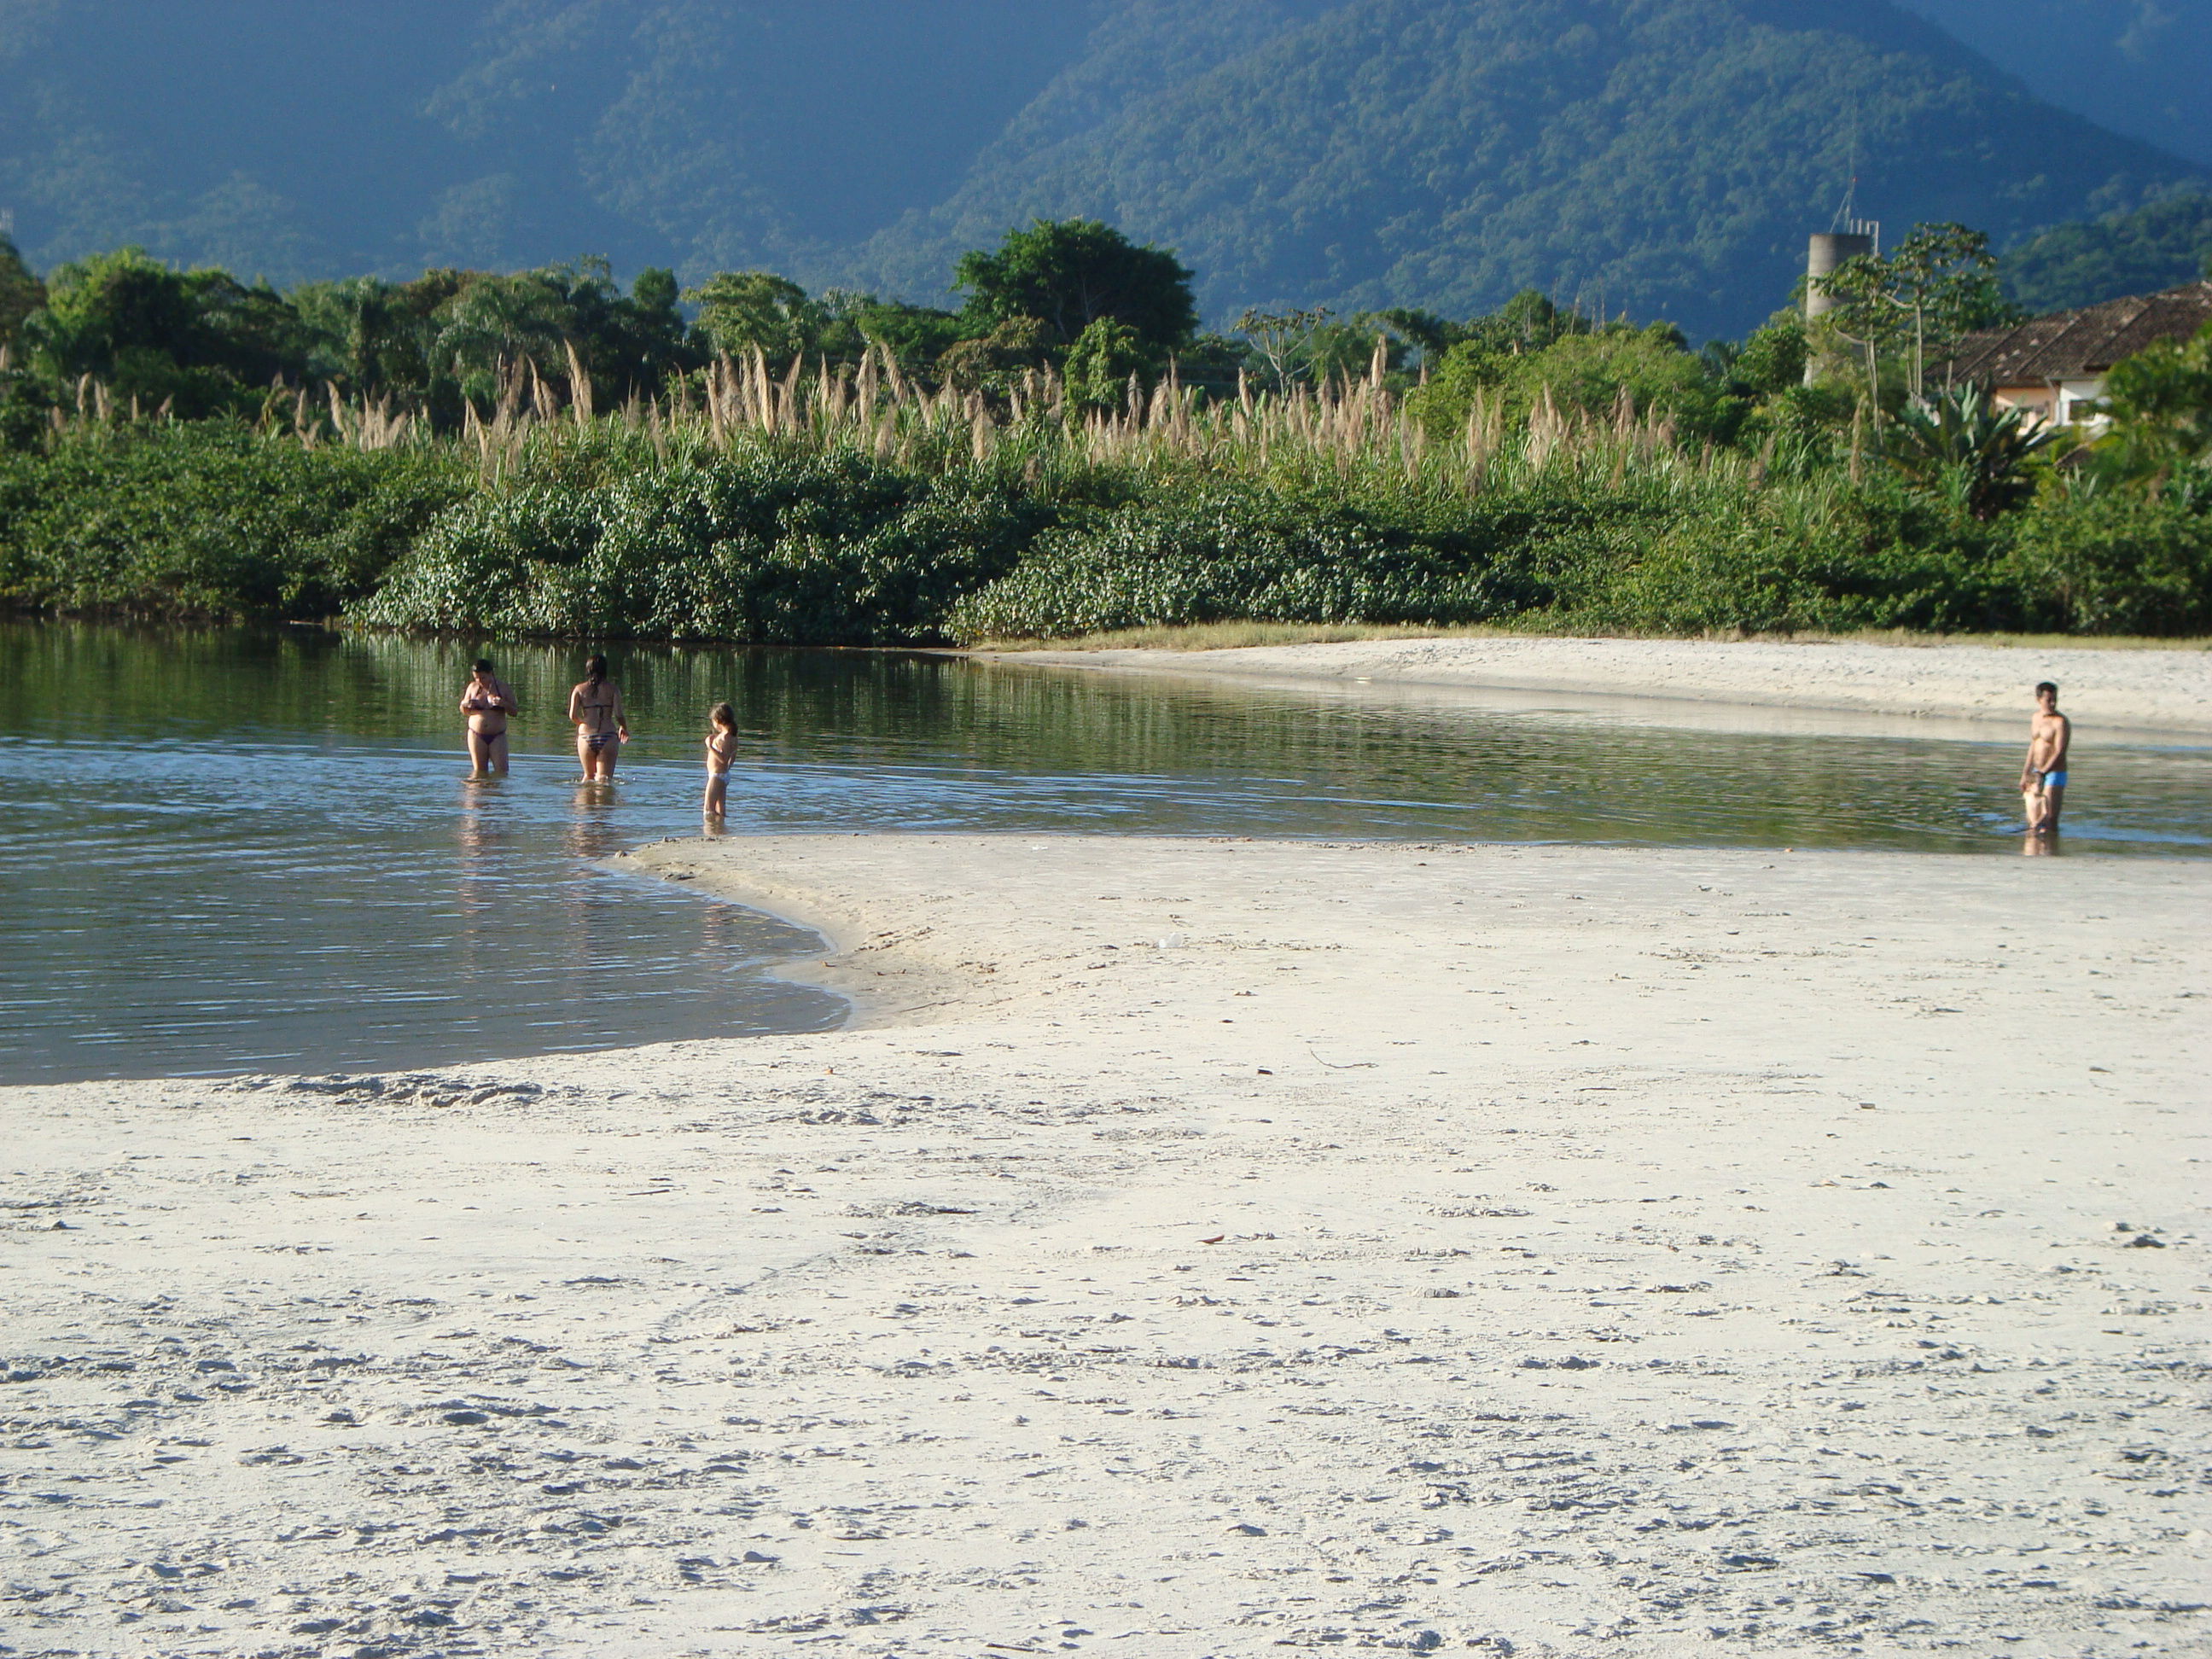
4, 833, 2206, 1656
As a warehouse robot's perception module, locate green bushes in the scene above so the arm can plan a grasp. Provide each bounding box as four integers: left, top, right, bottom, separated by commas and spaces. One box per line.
2000, 491, 2212, 636
0, 423, 468, 620
939, 471, 1986, 643
3, 418, 2206, 642
946, 470, 2212, 643
1551, 488, 2016, 636
356, 446, 1045, 644
943, 476, 1668, 640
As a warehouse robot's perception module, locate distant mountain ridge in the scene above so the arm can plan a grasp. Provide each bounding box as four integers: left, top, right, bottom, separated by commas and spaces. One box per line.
1893, 0, 2212, 168
847, 0, 2205, 337
1, 0, 2206, 337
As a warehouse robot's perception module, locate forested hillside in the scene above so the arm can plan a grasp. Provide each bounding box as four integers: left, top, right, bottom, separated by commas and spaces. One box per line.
852, 0, 2202, 339
2004, 190, 2212, 312
2, 0, 2207, 336
1894, 0, 2212, 168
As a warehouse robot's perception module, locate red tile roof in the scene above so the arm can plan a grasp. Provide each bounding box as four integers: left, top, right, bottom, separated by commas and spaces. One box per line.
1947, 282, 2212, 385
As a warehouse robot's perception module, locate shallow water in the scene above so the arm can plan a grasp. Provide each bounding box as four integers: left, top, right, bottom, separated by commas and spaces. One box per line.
3, 625, 2204, 1085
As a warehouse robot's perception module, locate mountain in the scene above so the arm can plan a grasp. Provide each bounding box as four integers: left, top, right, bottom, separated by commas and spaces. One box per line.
1, 0, 2205, 339
2001, 189, 2212, 312
0, 1, 1097, 282
1892, 0, 2212, 169
849, 0, 2204, 338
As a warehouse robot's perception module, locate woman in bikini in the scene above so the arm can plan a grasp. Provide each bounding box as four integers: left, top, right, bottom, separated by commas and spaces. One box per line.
567, 654, 629, 783
702, 701, 737, 818
459, 658, 518, 775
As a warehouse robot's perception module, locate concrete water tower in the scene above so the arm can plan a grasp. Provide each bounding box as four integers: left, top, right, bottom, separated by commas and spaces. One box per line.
1805, 224, 1877, 321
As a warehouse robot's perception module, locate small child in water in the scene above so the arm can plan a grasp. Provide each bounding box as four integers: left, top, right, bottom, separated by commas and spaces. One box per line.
703, 701, 737, 818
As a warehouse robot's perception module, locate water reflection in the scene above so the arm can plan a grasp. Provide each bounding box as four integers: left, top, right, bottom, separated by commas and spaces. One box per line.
0, 622, 2205, 1085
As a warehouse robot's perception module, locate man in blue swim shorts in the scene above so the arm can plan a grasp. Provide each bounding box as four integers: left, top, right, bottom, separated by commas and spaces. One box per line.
2019, 680, 2070, 835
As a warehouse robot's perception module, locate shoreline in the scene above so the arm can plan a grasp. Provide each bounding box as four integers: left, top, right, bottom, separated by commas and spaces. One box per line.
976, 633, 2212, 738
8, 832, 2205, 1654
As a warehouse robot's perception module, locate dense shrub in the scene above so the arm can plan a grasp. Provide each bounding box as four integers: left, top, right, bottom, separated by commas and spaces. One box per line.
946, 477, 2026, 645
4, 420, 2205, 642
945, 484, 1445, 640
0, 423, 469, 620
356, 445, 1046, 644
1999, 490, 2212, 635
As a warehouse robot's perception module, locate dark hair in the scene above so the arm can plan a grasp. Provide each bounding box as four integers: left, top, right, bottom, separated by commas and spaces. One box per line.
709, 701, 736, 727
585, 654, 608, 684
472, 658, 494, 673
2035, 680, 2058, 698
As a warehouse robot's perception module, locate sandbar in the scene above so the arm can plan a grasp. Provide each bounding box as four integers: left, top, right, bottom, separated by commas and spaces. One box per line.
993, 635, 2212, 737
3, 834, 2205, 1656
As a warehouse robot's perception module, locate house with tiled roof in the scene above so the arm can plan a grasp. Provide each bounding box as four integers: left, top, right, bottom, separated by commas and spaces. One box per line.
1944, 281, 2212, 425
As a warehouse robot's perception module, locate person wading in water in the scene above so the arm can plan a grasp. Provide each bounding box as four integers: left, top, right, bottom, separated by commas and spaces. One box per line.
459, 658, 518, 776
2019, 680, 2071, 837
567, 655, 629, 783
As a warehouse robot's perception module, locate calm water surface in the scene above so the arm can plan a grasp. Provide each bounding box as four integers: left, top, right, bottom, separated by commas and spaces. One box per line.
3, 625, 2204, 1085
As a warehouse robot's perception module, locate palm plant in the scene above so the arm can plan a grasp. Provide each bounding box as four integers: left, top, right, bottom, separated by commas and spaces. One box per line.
1884, 383, 2067, 518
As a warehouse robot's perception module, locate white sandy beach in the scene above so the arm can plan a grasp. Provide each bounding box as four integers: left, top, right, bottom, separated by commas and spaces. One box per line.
5, 821, 2208, 1656
1003, 635, 2212, 736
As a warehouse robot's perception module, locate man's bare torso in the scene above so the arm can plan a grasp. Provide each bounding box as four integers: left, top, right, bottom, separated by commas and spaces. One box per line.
2027, 708, 2069, 776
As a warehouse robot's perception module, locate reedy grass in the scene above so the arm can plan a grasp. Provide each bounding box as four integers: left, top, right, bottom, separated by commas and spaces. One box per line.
18, 347, 2209, 639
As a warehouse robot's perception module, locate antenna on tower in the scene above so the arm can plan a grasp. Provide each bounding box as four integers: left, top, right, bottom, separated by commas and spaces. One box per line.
1829, 116, 1878, 253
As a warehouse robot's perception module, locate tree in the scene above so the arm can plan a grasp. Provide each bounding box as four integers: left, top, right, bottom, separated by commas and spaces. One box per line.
1813, 223, 2017, 404
1235, 306, 1333, 393
1364, 307, 1460, 370
1064, 317, 1151, 412
23, 247, 315, 414
432, 270, 574, 388
1496, 323, 1737, 439
956, 219, 1196, 357
2089, 321, 2212, 489
832, 294, 968, 373
0, 234, 44, 354
1727, 313, 1810, 396
684, 271, 818, 368
602, 267, 693, 394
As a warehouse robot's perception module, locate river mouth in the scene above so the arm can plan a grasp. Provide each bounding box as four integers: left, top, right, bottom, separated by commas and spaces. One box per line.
3, 624, 2205, 1086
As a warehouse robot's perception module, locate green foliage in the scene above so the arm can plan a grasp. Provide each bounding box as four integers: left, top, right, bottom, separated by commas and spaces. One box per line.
2089, 321, 2212, 484
1998, 488, 2212, 635
0, 236, 44, 354
956, 220, 1197, 355
355, 446, 1046, 645
1499, 327, 1740, 440
1412, 309, 1736, 439
1885, 384, 2069, 520
684, 271, 821, 367
840, 297, 971, 374
936, 317, 1050, 393
1561, 487, 2017, 636
1811, 224, 2017, 401
0, 424, 469, 620
2003, 190, 2212, 314
23, 248, 317, 417
1728, 315, 1810, 396
945, 480, 1524, 640
1064, 319, 1152, 412
944, 469, 2074, 643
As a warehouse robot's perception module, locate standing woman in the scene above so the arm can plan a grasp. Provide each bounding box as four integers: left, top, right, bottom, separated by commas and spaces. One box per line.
459, 658, 519, 775
567, 654, 629, 783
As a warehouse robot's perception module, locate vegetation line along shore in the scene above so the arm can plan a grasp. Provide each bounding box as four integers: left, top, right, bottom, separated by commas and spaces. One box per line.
2, 217, 2209, 643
